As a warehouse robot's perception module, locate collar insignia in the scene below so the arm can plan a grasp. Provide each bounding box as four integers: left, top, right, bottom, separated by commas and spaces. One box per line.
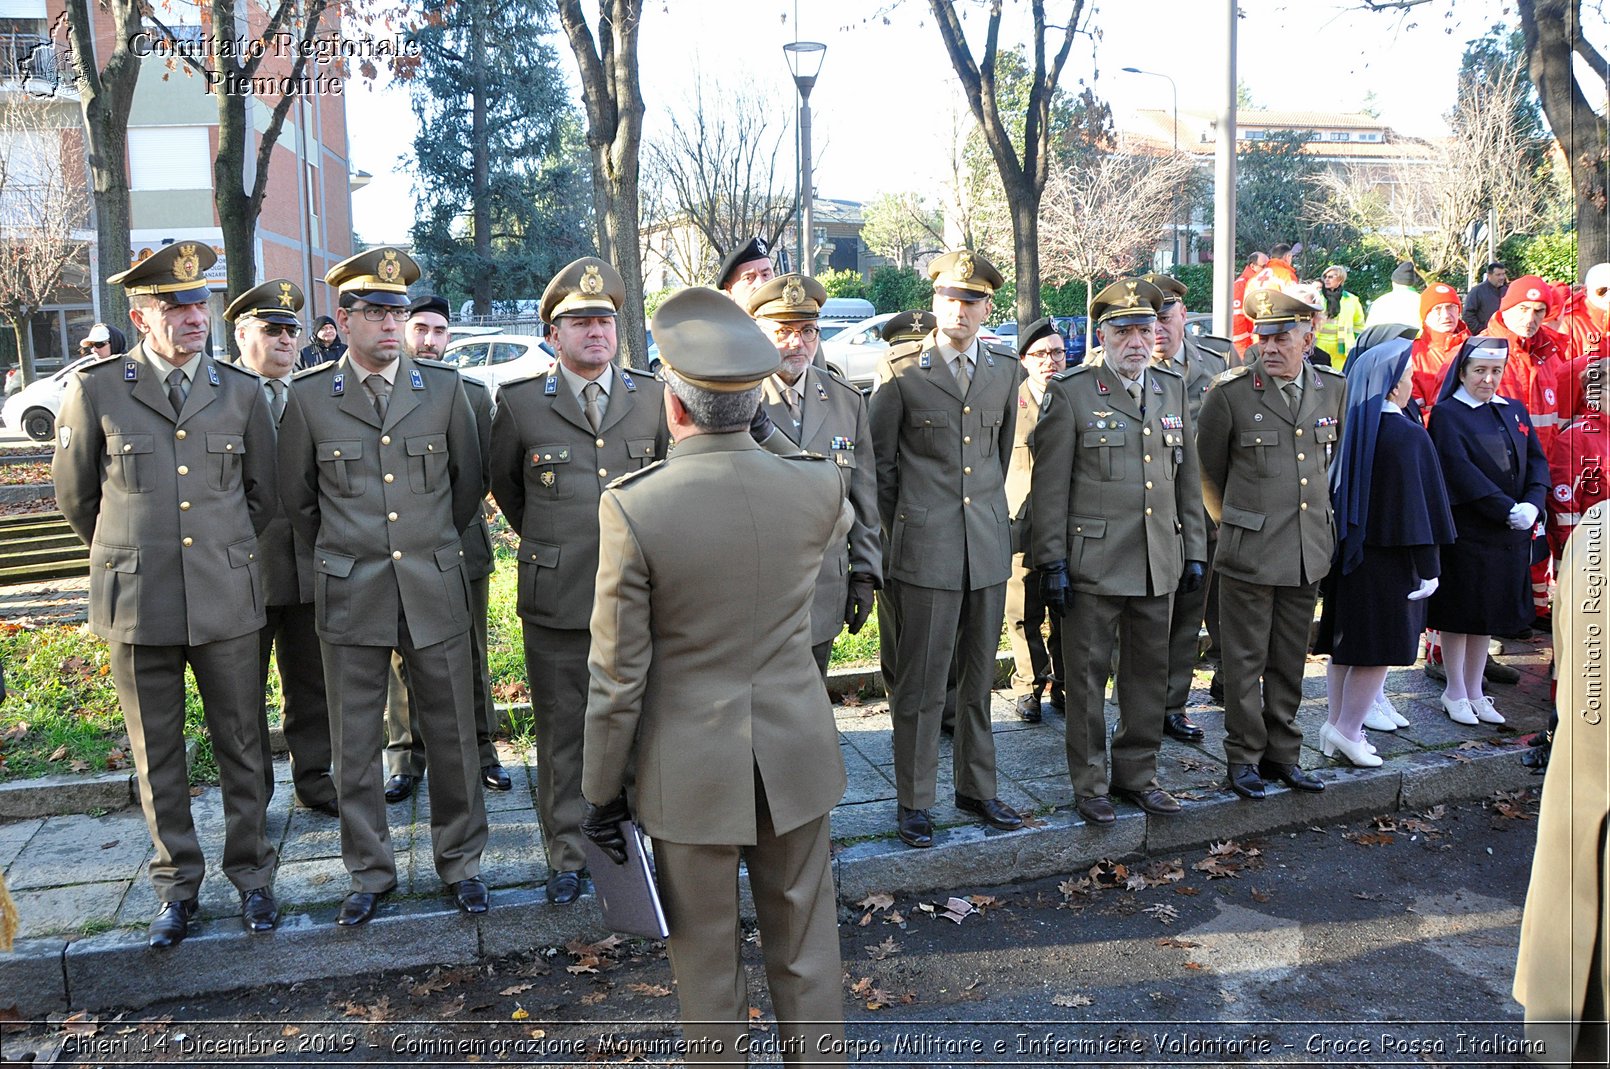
332, 372, 345, 395
206, 363, 219, 386
544, 375, 558, 396
409, 368, 425, 390
621, 370, 637, 391
124, 361, 138, 381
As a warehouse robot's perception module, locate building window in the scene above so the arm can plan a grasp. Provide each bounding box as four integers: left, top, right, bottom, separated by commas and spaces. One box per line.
129, 127, 211, 191
1357, 132, 1382, 143
1328, 131, 1350, 141
1245, 130, 1266, 141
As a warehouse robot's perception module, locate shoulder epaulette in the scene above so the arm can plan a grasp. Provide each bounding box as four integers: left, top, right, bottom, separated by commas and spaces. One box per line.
214, 358, 258, 378
414, 357, 451, 368
292, 362, 336, 380
625, 366, 656, 378
1212, 365, 1251, 385
606, 460, 665, 490
1314, 363, 1345, 378
497, 373, 545, 391
1051, 364, 1092, 382
1151, 363, 1183, 379
784, 450, 831, 463
78, 353, 121, 371
981, 339, 1017, 358
886, 341, 926, 362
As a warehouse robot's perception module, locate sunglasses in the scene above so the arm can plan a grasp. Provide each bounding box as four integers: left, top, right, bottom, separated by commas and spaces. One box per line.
260, 323, 302, 338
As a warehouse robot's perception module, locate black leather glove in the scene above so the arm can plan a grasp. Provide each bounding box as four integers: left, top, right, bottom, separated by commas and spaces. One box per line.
1039, 560, 1070, 618
845, 574, 877, 634
581, 793, 632, 865
1178, 561, 1206, 594
749, 402, 777, 445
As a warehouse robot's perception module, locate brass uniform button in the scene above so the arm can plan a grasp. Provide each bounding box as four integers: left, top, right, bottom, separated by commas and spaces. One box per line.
964, 466, 972, 475
384, 473, 395, 483
1144, 454, 1152, 463
382, 435, 392, 445
175, 429, 186, 440
392, 550, 402, 559
332, 449, 342, 458
963, 405, 972, 414
224, 442, 233, 451
1300, 502, 1309, 511
180, 501, 191, 511
1145, 507, 1153, 515
1143, 427, 1152, 436
1295, 428, 1304, 436
963, 497, 971, 505
1300, 477, 1308, 486
598, 468, 607, 477
1297, 452, 1306, 461
182, 537, 193, 547
426, 443, 435, 451
387, 512, 398, 521
122, 443, 132, 452
963, 436, 972, 445
1145, 480, 1153, 489
177, 465, 189, 475
596, 438, 605, 448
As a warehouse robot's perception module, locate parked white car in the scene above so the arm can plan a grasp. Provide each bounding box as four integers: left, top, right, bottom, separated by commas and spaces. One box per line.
1, 356, 95, 442
818, 313, 899, 391
439, 333, 556, 397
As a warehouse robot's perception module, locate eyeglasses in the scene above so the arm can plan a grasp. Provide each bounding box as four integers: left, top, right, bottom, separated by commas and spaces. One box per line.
1024, 346, 1064, 359
260, 323, 301, 338
770, 325, 820, 342
355, 306, 407, 323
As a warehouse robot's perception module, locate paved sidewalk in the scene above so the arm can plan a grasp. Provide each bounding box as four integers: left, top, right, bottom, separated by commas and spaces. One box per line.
0, 636, 1553, 1015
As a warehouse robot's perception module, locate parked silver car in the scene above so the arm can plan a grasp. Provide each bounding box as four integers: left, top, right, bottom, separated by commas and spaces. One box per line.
439, 333, 556, 397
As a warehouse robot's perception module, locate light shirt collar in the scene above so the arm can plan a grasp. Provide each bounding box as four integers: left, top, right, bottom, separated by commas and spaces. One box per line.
144, 347, 201, 384
1382, 399, 1402, 414
360, 358, 399, 386
559, 361, 611, 402
937, 337, 979, 373
1026, 377, 1047, 406
1452, 385, 1510, 408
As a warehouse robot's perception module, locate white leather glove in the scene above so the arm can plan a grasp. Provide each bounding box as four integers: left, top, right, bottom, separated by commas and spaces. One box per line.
1508, 502, 1539, 530
1407, 577, 1439, 601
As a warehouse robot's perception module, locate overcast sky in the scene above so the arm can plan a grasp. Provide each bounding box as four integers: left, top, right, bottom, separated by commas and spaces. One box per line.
346, 0, 1570, 245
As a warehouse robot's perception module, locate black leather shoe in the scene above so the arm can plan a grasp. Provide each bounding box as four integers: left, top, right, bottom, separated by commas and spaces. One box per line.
1114, 786, 1183, 814
336, 891, 385, 926
148, 898, 198, 948
240, 888, 278, 932
1163, 712, 1205, 742
1075, 795, 1116, 824
954, 794, 1024, 830
298, 796, 339, 818
1208, 672, 1225, 705
1227, 763, 1266, 799
450, 878, 490, 914
546, 870, 582, 905
1014, 692, 1043, 723
481, 764, 512, 791
1258, 760, 1325, 793
1047, 684, 1065, 713
384, 774, 416, 803
1484, 659, 1521, 685
897, 805, 933, 848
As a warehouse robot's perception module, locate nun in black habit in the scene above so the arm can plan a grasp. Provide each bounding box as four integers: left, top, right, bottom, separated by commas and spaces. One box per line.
1424, 336, 1549, 728
1315, 339, 1455, 766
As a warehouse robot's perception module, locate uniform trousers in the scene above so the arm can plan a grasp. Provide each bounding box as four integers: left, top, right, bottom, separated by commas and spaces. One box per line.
1218, 574, 1319, 766
385, 574, 496, 777
1063, 590, 1172, 798
1164, 537, 1216, 714
885, 577, 1004, 808
521, 622, 590, 874
655, 770, 845, 1068
811, 638, 834, 681
256, 601, 335, 809
1006, 552, 1062, 697
110, 634, 276, 900
323, 621, 486, 893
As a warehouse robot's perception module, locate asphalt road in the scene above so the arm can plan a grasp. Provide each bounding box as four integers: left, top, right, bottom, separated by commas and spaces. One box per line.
1, 789, 1544, 1068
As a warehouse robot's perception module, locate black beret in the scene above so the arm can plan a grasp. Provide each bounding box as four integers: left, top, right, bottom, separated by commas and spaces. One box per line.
1016, 316, 1063, 356
408, 294, 451, 321
716, 236, 772, 290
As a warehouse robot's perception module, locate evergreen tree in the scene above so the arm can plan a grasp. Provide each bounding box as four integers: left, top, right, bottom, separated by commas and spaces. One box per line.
407, 0, 591, 314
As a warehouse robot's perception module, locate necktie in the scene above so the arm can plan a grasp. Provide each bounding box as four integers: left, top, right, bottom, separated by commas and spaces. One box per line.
954, 356, 971, 395
365, 375, 390, 421
784, 385, 801, 425
1283, 380, 1301, 415
268, 379, 287, 422
166, 368, 186, 417
1127, 380, 1144, 410
583, 381, 604, 434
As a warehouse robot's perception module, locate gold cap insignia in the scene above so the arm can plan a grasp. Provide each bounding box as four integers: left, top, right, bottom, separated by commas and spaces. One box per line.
580, 264, 605, 295
174, 244, 200, 282
1121, 281, 1141, 308
378, 251, 401, 283
277, 282, 295, 307
1254, 292, 1273, 317
956, 253, 975, 281
783, 277, 806, 307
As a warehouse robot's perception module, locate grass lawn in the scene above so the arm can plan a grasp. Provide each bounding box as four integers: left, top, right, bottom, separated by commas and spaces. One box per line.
0, 514, 1008, 783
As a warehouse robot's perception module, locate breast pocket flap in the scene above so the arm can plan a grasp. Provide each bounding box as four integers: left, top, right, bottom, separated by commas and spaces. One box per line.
896, 505, 927, 527
626, 438, 658, 459
316, 440, 363, 462
1220, 504, 1267, 531
519, 538, 561, 568
226, 537, 259, 568
1239, 430, 1280, 447
314, 552, 356, 577
1081, 430, 1127, 447
434, 542, 464, 571
1070, 516, 1108, 538
104, 434, 153, 456
206, 432, 245, 455
406, 434, 448, 457
89, 543, 138, 573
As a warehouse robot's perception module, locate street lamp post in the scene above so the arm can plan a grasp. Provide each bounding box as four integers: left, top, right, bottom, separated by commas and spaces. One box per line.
1122, 65, 1180, 267
784, 41, 826, 275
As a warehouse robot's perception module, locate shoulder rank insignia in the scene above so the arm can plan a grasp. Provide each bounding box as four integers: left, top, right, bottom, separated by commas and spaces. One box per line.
544, 376, 558, 396
123, 361, 138, 381
207, 363, 219, 387
1161, 414, 1184, 430
332, 373, 345, 395
621, 370, 637, 391
409, 368, 425, 390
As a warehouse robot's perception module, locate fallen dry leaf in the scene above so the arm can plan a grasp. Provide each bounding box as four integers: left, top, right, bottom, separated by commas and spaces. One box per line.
857, 892, 895, 913
627, 983, 672, 997
61, 1012, 98, 1038
499, 983, 535, 996
48, 744, 68, 762
1, 722, 28, 743
1173, 886, 1201, 896
1343, 831, 1395, 847
864, 936, 900, 961
1183, 961, 1207, 971
1051, 993, 1093, 1007
579, 991, 607, 1006
1250, 887, 1272, 903
1143, 903, 1180, 925
1157, 937, 1202, 949
838, 691, 863, 708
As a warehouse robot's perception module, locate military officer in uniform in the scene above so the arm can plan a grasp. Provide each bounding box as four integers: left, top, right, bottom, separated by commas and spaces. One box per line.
748, 273, 880, 676
1031, 280, 1207, 824
1197, 288, 1346, 800
54, 242, 279, 946
1006, 318, 1066, 723
869, 250, 1024, 849
1145, 273, 1228, 743
224, 279, 337, 819
581, 287, 851, 1066
716, 235, 777, 311
382, 295, 509, 803
489, 257, 668, 906
278, 247, 490, 923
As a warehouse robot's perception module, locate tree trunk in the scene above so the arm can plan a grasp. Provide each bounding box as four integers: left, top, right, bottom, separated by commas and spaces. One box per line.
594, 149, 647, 367
470, 6, 491, 316
1008, 174, 1042, 326
66, 0, 141, 331
215, 82, 255, 349
1520, 0, 1608, 278
7, 310, 36, 388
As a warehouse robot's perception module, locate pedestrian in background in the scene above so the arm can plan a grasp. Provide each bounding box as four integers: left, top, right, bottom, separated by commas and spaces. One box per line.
1364, 261, 1425, 331
1463, 262, 1508, 336
1315, 265, 1365, 367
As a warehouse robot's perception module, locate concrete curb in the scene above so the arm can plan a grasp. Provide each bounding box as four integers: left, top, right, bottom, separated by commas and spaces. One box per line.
1, 740, 1539, 1016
